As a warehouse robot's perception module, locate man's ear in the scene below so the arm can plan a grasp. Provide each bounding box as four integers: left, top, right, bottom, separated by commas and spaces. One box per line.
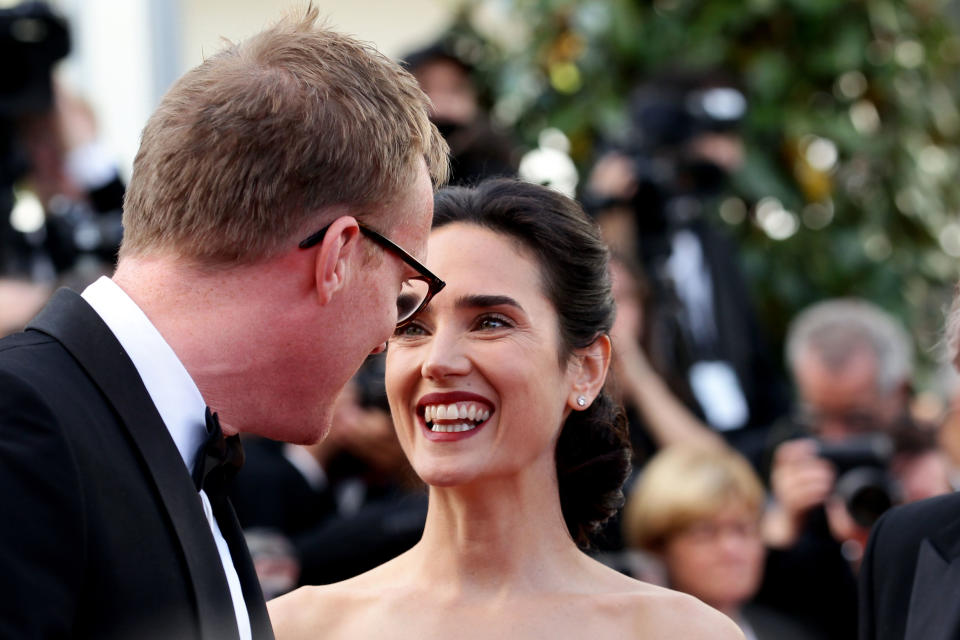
568, 334, 612, 410
313, 216, 361, 305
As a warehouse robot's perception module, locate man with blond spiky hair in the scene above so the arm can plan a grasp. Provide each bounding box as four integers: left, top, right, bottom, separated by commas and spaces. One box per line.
0, 5, 448, 639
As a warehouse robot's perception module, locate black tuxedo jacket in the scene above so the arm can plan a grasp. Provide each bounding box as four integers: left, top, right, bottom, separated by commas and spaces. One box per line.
859, 492, 960, 640
0, 289, 274, 639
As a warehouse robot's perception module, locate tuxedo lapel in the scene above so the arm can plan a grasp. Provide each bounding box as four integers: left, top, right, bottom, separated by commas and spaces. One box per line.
211, 495, 275, 640
905, 516, 960, 640
28, 289, 240, 640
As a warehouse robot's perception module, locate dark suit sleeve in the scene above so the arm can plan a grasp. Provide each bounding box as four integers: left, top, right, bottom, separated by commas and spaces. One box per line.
858, 507, 888, 640
857, 500, 936, 640
0, 371, 85, 638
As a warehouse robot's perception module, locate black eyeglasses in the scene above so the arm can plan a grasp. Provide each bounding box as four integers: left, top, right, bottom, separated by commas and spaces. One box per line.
299, 221, 445, 328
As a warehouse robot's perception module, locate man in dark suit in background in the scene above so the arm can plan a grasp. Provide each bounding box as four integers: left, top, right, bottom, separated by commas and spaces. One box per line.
0, 5, 448, 639
859, 491, 960, 640
858, 295, 960, 640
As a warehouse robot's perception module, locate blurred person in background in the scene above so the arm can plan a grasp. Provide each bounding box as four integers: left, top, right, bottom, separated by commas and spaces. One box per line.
624, 446, 818, 639
0, 6, 448, 639
760, 298, 952, 640
0, 84, 125, 334
859, 292, 960, 640
588, 252, 727, 556
583, 70, 788, 471
608, 252, 730, 461
1, 3, 124, 284
1, 2, 124, 335
403, 39, 518, 187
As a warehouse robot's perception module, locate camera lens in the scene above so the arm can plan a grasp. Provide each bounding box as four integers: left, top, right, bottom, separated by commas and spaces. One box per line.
834, 467, 896, 528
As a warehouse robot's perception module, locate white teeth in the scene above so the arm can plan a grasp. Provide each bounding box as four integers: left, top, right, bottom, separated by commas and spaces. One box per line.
430, 422, 477, 433
422, 402, 492, 426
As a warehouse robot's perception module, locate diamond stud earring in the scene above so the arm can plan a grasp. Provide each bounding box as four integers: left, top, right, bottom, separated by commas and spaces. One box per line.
577, 396, 587, 407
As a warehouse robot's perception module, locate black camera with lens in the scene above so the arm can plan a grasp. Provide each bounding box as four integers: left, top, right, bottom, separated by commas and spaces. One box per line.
815, 434, 898, 529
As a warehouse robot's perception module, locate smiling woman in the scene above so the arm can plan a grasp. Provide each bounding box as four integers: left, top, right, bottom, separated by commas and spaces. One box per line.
268, 179, 745, 639
387, 181, 632, 546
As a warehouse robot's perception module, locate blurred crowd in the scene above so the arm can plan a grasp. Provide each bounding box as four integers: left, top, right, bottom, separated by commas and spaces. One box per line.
1, 3, 121, 334
4, 5, 960, 639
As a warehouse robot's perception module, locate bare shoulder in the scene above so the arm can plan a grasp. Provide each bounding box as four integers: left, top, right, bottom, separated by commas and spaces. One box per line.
575, 560, 742, 639
268, 584, 341, 640
268, 566, 396, 640
620, 582, 744, 639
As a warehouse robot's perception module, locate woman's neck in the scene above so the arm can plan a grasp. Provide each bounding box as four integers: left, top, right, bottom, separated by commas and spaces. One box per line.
408, 455, 589, 596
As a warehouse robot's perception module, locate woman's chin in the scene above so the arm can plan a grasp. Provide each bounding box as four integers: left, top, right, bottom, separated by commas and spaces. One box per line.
415, 463, 478, 488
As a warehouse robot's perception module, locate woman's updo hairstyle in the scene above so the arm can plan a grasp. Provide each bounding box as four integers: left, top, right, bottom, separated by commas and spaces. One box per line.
432, 178, 632, 548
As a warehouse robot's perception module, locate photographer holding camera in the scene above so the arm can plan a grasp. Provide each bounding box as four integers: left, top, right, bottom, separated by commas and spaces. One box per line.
759, 298, 952, 639
584, 71, 788, 469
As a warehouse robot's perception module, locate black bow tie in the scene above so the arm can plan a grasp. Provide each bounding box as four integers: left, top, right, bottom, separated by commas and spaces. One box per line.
191, 407, 244, 496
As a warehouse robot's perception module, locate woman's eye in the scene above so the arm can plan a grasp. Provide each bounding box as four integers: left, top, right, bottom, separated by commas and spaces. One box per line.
475, 314, 513, 330
393, 321, 428, 338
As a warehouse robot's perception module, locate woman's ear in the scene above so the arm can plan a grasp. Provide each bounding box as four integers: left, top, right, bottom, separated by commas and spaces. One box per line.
568, 334, 612, 410
313, 216, 361, 305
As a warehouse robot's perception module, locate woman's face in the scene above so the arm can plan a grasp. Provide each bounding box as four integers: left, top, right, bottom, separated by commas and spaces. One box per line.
661, 502, 765, 615
385, 222, 580, 487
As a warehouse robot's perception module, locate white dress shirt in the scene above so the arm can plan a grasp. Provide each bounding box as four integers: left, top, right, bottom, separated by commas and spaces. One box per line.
82, 276, 252, 640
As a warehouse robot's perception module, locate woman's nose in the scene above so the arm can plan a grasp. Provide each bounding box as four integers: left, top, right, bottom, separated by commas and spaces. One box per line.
420, 332, 470, 380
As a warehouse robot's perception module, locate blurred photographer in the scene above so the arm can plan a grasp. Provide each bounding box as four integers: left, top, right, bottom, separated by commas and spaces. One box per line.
584, 71, 788, 469
764, 298, 951, 549
1, 2, 123, 291
402, 40, 517, 186
758, 298, 952, 639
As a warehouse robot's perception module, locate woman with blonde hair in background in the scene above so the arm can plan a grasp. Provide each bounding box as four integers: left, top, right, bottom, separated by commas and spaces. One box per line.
623, 446, 817, 639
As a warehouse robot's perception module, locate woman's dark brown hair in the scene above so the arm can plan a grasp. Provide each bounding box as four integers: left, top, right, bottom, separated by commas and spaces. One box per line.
432, 178, 632, 548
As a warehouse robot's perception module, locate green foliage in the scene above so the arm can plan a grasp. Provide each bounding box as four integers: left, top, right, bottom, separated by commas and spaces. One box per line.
447, 0, 960, 386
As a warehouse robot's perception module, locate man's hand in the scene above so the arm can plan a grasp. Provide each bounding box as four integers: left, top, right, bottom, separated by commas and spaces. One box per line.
763, 438, 836, 547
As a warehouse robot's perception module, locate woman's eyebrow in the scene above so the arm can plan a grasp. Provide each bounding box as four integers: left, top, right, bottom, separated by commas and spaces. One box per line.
454, 294, 524, 311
